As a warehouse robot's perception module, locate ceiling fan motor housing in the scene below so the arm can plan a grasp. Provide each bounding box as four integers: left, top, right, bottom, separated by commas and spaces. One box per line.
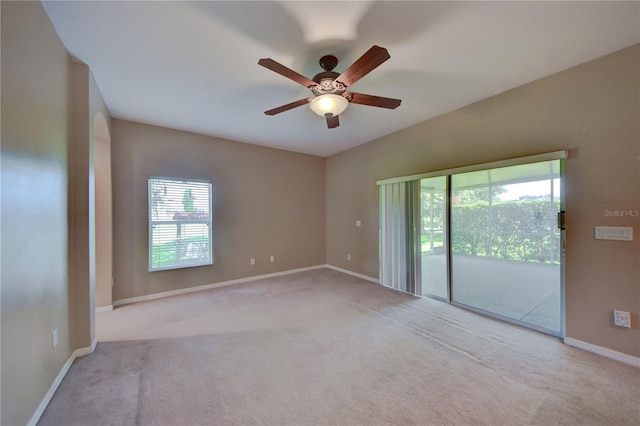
311, 55, 346, 96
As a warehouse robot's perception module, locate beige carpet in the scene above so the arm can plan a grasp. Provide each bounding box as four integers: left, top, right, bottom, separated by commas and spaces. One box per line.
39, 268, 639, 425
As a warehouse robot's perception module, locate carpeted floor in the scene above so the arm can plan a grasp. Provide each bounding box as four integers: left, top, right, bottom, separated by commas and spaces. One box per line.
39, 268, 639, 425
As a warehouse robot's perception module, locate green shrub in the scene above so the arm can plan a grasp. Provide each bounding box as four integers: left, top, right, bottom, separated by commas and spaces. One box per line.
152, 235, 209, 268
450, 200, 560, 264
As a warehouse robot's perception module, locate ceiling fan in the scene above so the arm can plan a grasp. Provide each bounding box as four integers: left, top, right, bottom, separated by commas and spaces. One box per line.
258, 45, 401, 129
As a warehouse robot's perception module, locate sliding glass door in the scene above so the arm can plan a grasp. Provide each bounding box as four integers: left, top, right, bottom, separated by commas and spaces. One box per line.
419, 177, 448, 300
380, 154, 564, 336
450, 161, 562, 333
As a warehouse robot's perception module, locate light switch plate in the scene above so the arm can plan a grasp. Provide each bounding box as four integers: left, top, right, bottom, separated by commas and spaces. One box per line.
595, 226, 633, 241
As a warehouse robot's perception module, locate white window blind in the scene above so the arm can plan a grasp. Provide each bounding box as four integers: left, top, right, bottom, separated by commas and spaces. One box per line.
148, 177, 212, 271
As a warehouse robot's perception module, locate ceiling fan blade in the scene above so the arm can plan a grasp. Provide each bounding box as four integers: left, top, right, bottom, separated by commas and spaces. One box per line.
258, 58, 317, 88
336, 46, 391, 88
345, 92, 401, 109
326, 115, 340, 129
264, 98, 309, 116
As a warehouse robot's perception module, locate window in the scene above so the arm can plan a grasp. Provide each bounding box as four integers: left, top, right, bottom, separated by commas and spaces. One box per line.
148, 177, 212, 271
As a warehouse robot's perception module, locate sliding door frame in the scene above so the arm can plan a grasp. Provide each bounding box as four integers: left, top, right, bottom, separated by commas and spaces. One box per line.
378, 151, 567, 337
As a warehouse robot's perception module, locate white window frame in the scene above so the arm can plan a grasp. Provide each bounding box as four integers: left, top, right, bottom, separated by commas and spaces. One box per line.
148, 176, 213, 272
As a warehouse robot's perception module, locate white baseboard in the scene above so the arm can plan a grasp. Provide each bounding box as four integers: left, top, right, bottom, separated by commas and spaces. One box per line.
325, 264, 379, 284
95, 305, 113, 313
564, 337, 640, 368
113, 265, 326, 307
27, 340, 98, 426
81, 338, 98, 356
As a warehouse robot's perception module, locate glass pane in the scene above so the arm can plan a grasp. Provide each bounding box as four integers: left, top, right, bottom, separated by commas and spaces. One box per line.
178, 223, 210, 263
151, 223, 178, 269
450, 161, 561, 333
420, 176, 448, 299
148, 177, 212, 271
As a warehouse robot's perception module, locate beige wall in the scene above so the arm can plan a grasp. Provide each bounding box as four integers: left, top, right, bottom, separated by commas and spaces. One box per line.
69, 62, 96, 349
111, 120, 326, 301
1, 2, 72, 424
1, 3, 112, 424
68, 63, 112, 349
95, 116, 113, 308
326, 45, 640, 358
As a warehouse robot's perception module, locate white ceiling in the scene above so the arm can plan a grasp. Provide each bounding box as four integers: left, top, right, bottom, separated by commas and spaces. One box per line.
42, 1, 640, 157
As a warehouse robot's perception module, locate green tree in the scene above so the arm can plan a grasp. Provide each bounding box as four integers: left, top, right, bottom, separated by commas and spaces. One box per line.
453, 186, 506, 204
150, 181, 166, 219
182, 189, 195, 212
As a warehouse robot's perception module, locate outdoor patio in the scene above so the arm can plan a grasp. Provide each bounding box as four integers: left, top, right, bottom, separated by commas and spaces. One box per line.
422, 253, 561, 333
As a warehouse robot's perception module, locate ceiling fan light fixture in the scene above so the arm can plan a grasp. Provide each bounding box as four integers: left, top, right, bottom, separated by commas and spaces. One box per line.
259, 46, 399, 128
309, 94, 348, 118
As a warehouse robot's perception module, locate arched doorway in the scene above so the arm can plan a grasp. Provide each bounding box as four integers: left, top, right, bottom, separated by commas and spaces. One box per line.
94, 112, 113, 311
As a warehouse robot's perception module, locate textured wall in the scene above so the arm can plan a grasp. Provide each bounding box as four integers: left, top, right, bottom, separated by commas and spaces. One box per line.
326, 45, 640, 357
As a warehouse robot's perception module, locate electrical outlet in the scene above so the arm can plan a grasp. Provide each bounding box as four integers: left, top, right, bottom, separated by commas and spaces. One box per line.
347, 254, 351, 261
52, 329, 58, 348
270, 256, 274, 262
613, 310, 631, 328
250, 258, 255, 266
